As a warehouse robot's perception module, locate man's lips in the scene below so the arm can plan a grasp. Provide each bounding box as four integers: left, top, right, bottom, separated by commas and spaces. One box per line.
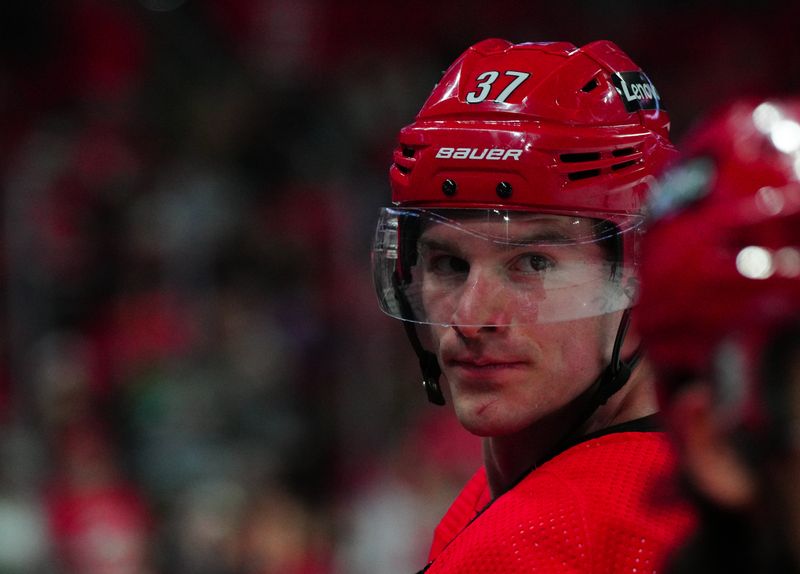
445, 356, 528, 371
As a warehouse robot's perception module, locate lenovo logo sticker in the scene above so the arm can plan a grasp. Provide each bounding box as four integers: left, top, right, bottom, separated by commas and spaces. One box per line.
435, 147, 523, 160
612, 72, 663, 112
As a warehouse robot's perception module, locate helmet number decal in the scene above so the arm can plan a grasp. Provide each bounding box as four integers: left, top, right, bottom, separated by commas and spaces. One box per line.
466, 70, 530, 104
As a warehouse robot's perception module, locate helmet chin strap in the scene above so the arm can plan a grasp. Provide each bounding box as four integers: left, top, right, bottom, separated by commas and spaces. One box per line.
401, 320, 446, 405
590, 306, 642, 408
392, 267, 446, 405
402, 307, 640, 412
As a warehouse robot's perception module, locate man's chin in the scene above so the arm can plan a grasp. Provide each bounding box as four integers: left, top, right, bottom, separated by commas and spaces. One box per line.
452, 399, 526, 438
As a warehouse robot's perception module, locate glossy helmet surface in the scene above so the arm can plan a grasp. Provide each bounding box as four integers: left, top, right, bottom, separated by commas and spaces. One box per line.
375, 38, 676, 326
389, 38, 673, 213
638, 98, 800, 434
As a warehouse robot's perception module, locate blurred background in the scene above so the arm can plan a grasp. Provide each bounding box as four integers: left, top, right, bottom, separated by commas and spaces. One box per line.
0, 1, 799, 572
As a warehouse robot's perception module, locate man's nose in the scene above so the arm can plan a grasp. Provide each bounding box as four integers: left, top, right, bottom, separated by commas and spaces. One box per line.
450, 269, 511, 337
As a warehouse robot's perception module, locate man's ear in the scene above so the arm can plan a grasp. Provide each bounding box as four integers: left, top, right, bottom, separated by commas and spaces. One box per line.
668, 383, 757, 510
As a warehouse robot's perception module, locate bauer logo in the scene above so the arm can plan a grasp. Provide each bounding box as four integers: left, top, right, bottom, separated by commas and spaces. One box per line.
435, 147, 523, 160
611, 72, 662, 113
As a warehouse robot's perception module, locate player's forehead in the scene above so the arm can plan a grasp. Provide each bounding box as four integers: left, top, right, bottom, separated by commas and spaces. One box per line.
418, 212, 602, 247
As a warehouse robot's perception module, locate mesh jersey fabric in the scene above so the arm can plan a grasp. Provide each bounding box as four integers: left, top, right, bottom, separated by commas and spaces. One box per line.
421, 430, 695, 573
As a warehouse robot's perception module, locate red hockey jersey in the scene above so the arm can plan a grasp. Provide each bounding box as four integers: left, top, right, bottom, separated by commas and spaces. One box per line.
421, 424, 695, 573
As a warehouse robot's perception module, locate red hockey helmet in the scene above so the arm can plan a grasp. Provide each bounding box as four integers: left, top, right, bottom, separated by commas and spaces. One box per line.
638, 98, 800, 434
373, 38, 676, 327
371, 38, 675, 405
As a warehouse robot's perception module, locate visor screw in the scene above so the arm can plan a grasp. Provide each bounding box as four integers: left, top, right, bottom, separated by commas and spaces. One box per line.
496, 181, 513, 198
442, 179, 457, 196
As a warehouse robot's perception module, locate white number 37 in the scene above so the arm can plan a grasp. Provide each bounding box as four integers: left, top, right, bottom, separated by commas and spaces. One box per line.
465, 70, 531, 104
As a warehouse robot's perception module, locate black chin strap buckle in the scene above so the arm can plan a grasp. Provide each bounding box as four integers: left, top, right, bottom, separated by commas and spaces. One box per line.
421, 350, 445, 405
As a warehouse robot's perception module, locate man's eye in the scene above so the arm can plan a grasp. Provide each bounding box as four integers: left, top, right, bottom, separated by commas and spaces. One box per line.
429, 255, 469, 275
514, 254, 555, 273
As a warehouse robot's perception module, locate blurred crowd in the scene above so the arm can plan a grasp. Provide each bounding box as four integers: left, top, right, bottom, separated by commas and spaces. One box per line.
0, 1, 799, 573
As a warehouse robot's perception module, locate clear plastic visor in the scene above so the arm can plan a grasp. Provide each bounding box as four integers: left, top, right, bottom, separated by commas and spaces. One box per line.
372, 208, 641, 326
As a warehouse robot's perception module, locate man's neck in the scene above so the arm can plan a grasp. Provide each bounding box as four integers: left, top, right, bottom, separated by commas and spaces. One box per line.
482, 361, 658, 498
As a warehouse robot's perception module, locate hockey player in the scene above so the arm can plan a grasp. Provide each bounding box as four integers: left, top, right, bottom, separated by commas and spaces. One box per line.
371, 38, 694, 573
638, 98, 800, 572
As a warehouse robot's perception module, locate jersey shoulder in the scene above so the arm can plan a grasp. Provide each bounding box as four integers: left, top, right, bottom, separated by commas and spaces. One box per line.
426, 431, 695, 573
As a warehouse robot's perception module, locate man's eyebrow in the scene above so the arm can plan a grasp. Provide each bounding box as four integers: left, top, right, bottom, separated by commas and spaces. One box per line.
509, 229, 575, 244
418, 237, 462, 255
418, 228, 576, 253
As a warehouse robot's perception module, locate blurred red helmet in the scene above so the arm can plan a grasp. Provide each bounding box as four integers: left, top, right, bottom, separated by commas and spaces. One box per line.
638, 98, 800, 431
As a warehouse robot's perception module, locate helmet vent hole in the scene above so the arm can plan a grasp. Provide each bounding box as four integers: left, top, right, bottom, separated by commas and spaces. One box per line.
581, 78, 600, 93
401, 146, 416, 158
567, 169, 602, 181
560, 152, 601, 163
395, 163, 411, 175
496, 181, 512, 198
612, 147, 637, 157
612, 160, 638, 171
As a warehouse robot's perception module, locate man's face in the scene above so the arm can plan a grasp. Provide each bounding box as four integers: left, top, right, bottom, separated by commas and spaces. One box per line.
417, 214, 624, 437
